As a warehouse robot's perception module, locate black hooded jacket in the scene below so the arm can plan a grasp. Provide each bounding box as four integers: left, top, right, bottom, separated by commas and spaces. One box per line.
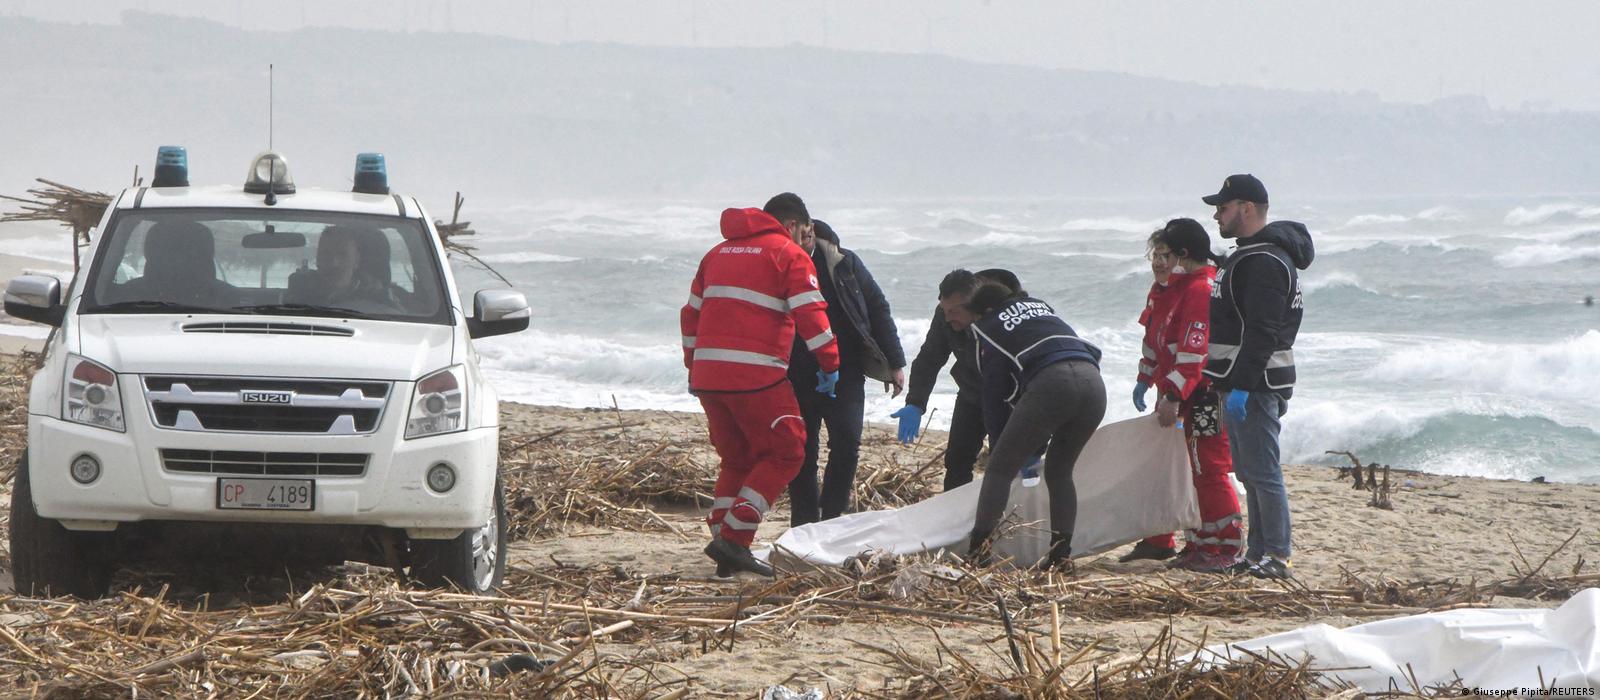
788, 221, 906, 383
1203, 220, 1315, 398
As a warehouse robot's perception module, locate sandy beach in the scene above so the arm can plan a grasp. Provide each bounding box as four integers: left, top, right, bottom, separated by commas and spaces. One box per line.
0, 361, 1595, 695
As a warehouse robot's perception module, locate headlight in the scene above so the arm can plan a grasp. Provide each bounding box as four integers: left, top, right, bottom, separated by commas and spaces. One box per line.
63, 355, 125, 432
405, 365, 466, 439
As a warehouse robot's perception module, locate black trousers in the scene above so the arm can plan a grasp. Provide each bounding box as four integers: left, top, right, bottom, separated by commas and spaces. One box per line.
943, 394, 988, 491
787, 371, 867, 527
971, 361, 1107, 556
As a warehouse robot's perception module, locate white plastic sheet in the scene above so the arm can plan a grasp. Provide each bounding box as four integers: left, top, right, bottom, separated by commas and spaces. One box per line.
1196, 588, 1600, 692
763, 415, 1197, 567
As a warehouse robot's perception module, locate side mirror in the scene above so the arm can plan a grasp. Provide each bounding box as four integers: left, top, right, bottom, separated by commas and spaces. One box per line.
468, 289, 530, 339
4, 275, 65, 327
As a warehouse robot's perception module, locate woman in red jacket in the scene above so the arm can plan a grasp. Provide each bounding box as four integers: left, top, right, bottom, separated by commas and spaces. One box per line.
1121, 219, 1243, 572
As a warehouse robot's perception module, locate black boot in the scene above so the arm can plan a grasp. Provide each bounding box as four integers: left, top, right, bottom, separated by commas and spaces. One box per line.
966, 529, 995, 567
1118, 540, 1177, 563
704, 537, 774, 578
1043, 531, 1074, 572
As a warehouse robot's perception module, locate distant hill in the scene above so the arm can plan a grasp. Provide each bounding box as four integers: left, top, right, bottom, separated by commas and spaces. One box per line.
1, 11, 1596, 203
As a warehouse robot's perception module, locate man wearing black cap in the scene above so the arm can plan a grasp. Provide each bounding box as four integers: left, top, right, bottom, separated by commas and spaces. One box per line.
1200, 174, 1315, 580
769, 193, 908, 527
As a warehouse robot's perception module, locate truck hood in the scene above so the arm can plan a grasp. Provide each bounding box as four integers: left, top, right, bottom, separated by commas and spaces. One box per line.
75, 314, 457, 381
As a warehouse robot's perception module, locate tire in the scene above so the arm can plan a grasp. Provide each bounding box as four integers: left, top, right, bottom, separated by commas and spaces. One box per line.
409, 474, 506, 593
9, 450, 113, 598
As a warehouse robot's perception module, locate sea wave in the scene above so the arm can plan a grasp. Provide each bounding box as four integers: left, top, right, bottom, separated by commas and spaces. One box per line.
1314, 238, 1459, 255
1058, 216, 1167, 234
1340, 213, 1410, 228
1503, 203, 1600, 226
1283, 401, 1599, 483
1301, 270, 1377, 295
1368, 330, 1600, 401
1416, 206, 1467, 223
477, 251, 583, 264
476, 330, 686, 390
1493, 243, 1600, 267
972, 231, 1045, 246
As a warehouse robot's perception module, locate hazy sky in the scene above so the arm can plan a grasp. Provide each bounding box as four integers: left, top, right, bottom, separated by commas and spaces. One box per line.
4, 0, 1599, 111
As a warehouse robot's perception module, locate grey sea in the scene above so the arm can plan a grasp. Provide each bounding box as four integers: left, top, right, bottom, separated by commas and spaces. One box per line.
8, 195, 1598, 483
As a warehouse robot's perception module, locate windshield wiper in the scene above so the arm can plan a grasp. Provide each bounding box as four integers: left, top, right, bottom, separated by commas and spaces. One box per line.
233, 303, 377, 320
90, 300, 231, 314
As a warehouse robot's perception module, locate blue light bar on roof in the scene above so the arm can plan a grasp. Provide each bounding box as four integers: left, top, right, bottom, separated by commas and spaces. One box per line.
352, 152, 389, 195
151, 145, 189, 188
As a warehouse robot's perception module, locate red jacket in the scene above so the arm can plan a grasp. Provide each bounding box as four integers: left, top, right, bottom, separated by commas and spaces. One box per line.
1136, 282, 1170, 386
1141, 266, 1216, 402
681, 208, 841, 392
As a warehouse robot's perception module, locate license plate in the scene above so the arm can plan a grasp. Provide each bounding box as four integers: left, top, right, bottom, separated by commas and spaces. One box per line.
217, 478, 316, 511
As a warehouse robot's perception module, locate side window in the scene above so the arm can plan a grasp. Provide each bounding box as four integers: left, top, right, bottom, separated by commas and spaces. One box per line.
383, 229, 417, 293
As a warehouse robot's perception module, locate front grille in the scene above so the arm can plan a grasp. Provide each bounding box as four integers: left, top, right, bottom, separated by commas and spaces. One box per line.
144, 376, 390, 435
161, 449, 368, 476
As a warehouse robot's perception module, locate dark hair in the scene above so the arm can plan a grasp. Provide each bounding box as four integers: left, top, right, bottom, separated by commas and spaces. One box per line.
812, 219, 840, 246
1154, 218, 1222, 265
938, 268, 978, 299
762, 192, 810, 225
975, 268, 1020, 294
965, 280, 1025, 317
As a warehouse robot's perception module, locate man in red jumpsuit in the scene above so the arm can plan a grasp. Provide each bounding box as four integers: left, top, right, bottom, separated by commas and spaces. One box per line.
681, 205, 841, 577
1125, 218, 1244, 572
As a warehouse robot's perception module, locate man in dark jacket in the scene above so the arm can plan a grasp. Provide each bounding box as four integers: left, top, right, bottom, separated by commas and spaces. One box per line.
892, 268, 1023, 491
1200, 174, 1315, 581
769, 194, 908, 526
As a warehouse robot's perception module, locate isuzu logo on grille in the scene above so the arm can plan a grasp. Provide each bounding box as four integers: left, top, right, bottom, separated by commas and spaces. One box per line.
240, 390, 294, 404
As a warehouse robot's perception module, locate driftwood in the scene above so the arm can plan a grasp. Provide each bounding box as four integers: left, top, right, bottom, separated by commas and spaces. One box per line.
0, 178, 114, 274
1325, 450, 1394, 509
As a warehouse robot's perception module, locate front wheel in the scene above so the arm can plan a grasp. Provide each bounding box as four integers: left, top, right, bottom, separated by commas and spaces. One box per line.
408, 475, 506, 593
9, 450, 113, 597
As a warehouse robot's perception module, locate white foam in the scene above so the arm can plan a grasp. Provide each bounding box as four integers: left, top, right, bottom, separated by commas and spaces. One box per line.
1340, 214, 1410, 228
475, 329, 687, 390
2, 236, 77, 264
0, 322, 51, 339
1058, 216, 1167, 234
1493, 243, 1600, 267
1368, 330, 1600, 404
1051, 251, 1144, 262
477, 251, 582, 264
1504, 203, 1600, 226
971, 231, 1044, 247
1416, 206, 1467, 223
1301, 270, 1376, 295
1281, 399, 1430, 464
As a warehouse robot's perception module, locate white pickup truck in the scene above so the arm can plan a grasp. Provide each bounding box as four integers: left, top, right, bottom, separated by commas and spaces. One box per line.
4, 148, 529, 596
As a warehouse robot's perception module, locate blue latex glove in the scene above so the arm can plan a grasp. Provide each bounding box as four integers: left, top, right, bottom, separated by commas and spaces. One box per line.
1132, 381, 1150, 412
890, 405, 922, 445
1226, 390, 1249, 423
815, 370, 840, 398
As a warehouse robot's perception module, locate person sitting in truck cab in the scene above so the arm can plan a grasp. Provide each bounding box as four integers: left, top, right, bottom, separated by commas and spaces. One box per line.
116, 220, 238, 306
288, 225, 403, 311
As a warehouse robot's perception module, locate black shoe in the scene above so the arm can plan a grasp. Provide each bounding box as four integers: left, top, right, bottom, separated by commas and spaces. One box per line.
1224, 557, 1258, 575
1040, 531, 1073, 571
704, 537, 774, 578
1248, 556, 1293, 580
1118, 541, 1177, 563
966, 529, 995, 568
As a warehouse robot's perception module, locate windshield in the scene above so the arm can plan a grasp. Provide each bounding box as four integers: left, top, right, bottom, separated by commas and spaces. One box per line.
80, 208, 452, 324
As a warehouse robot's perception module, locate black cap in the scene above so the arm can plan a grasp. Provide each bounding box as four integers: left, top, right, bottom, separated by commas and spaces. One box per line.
1202, 174, 1268, 205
